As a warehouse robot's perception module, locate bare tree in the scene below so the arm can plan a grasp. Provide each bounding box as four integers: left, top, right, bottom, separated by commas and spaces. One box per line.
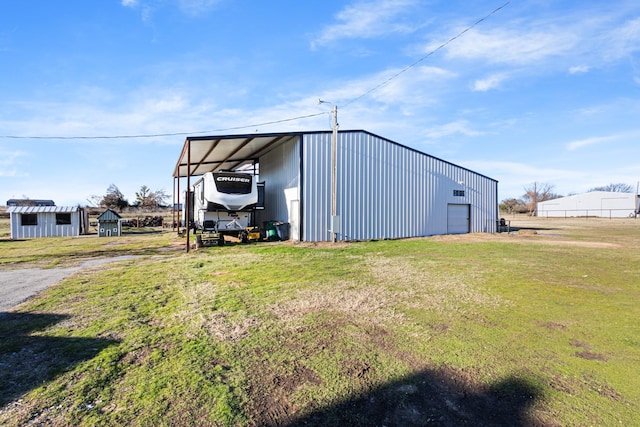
522, 182, 559, 216
134, 185, 169, 209
499, 198, 527, 214
99, 184, 129, 210
589, 183, 633, 193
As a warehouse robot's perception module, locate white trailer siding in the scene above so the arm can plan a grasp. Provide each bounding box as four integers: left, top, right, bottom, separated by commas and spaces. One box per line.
301, 131, 498, 241
8, 206, 85, 239
537, 192, 639, 218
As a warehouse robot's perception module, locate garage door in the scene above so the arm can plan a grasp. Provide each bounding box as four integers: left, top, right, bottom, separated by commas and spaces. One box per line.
447, 204, 470, 234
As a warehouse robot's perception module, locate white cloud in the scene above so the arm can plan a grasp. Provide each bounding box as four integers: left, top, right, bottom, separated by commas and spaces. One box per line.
603, 16, 640, 61
312, 0, 418, 48
569, 65, 590, 74
0, 90, 211, 145
312, 64, 454, 111
566, 135, 618, 151
178, 0, 223, 17
438, 26, 579, 66
424, 120, 482, 139
473, 73, 507, 91
442, 5, 640, 72
121, 0, 222, 20
0, 149, 26, 177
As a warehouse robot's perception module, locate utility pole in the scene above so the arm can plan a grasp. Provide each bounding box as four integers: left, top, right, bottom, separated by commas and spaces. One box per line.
331, 105, 338, 243
319, 99, 340, 242
636, 181, 639, 219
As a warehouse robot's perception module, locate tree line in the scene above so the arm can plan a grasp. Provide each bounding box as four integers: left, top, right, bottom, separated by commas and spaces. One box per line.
500, 182, 635, 215
89, 184, 169, 210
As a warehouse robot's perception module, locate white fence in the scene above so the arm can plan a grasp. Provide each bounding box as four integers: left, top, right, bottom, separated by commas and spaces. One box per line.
536, 208, 638, 219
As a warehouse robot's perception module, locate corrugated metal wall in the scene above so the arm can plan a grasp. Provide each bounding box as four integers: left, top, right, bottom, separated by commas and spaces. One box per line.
302, 131, 497, 241
10, 211, 82, 239
256, 136, 302, 239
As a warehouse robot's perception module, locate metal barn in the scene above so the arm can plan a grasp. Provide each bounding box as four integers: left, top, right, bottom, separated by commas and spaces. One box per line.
537, 191, 639, 218
8, 206, 89, 239
173, 130, 498, 242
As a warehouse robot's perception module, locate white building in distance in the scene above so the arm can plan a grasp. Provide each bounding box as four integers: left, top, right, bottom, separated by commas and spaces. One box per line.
537, 191, 639, 218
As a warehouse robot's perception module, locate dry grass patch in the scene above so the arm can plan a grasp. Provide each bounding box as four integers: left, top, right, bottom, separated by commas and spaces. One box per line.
269, 279, 403, 327
365, 254, 506, 312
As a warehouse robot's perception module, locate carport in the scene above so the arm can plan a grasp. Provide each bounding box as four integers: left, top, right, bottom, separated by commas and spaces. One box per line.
172, 132, 302, 251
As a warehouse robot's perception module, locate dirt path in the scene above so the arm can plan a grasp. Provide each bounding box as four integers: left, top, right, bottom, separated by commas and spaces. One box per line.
0, 256, 138, 312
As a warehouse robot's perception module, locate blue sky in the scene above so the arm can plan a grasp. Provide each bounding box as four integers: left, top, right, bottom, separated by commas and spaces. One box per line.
2, 0, 640, 206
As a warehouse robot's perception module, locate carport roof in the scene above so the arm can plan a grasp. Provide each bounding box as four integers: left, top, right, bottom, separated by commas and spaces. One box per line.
7, 206, 80, 214
173, 132, 306, 178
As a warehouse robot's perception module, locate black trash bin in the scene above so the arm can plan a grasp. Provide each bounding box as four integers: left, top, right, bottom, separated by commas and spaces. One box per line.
275, 222, 290, 241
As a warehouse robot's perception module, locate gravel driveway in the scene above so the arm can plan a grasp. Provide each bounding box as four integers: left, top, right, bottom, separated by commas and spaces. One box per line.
0, 256, 138, 311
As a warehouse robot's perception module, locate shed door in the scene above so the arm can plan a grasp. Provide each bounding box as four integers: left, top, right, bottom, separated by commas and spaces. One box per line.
447, 204, 470, 234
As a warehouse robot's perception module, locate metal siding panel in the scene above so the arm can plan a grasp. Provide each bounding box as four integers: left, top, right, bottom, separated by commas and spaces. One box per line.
10, 213, 18, 239
257, 137, 301, 229
10, 206, 87, 239
302, 133, 332, 241
300, 131, 497, 241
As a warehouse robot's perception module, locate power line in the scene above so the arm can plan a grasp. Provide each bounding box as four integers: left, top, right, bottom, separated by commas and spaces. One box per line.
342, 1, 511, 108
0, 112, 327, 140
1, 2, 509, 141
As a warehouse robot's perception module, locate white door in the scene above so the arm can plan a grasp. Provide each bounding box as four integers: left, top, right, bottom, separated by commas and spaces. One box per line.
447, 204, 470, 234
289, 199, 299, 241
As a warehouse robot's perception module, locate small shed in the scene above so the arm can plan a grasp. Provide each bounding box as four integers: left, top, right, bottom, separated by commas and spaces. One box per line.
97, 209, 122, 237
8, 206, 88, 239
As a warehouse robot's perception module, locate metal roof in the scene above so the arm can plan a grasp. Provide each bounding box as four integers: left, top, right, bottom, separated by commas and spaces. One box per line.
173, 132, 304, 178
173, 129, 499, 183
96, 208, 122, 221
7, 206, 80, 214
6, 199, 55, 207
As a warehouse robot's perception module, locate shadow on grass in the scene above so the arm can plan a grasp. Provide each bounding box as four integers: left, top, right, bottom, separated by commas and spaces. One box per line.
0, 312, 119, 407
280, 368, 545, 427
121, 228, 166, 235
498, 225, 556, 234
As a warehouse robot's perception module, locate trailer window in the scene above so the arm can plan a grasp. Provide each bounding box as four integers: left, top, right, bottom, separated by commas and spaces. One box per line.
213, 173, 252, 194
21, 214, 38, 226
56, 213, 72, 225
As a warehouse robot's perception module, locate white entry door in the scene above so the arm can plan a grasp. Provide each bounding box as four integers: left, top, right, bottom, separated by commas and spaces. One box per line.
447, 204, 470, 234
289, 200, 299, 241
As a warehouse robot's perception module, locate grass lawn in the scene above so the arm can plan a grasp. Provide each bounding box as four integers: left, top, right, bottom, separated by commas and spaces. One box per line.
0, 215, 639, 426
